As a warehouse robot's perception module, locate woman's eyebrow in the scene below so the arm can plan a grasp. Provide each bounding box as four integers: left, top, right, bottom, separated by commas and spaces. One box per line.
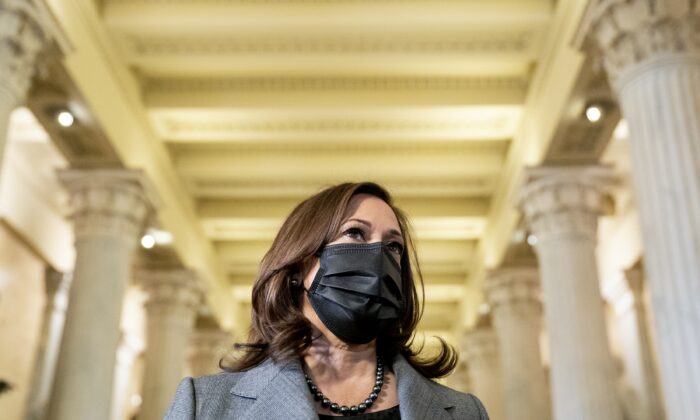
385, 228, 403, 241
345, 217, 372, 227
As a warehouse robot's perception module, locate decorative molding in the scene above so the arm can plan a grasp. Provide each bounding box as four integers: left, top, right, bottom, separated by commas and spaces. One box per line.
138, 268, 202, 320
57, 169, 158, 243
462, 327, 498, 361
0, 0, 55, 104
578, 0, 700, 83
170, 138, 509, 153
517, 166, 616, 242
159, 114, 518, 136
128, 31, 535, 56
188, 176, 497, 197
145, 76, 528, 93
110, 0, 478, 4
484, 267, 541, 309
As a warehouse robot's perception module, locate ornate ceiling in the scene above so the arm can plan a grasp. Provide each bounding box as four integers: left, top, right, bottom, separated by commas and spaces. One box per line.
37, 0, 610, 344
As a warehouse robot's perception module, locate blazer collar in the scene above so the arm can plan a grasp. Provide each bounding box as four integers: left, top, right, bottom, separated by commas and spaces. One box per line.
230, 354, 455, 420
392, 353, 456, 420
230, 357, 315, 419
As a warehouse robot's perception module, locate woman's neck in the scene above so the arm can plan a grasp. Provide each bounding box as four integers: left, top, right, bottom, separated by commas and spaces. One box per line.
302, 330, 377, 383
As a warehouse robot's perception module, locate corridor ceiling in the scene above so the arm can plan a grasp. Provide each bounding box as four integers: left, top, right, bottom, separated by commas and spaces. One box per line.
43, 0, 595, 343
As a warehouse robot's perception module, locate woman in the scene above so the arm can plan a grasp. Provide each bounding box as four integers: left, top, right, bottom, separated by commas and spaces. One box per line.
165, 182, 489, 419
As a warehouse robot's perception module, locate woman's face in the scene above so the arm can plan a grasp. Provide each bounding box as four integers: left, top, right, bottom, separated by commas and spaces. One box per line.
300, 193, 405, 343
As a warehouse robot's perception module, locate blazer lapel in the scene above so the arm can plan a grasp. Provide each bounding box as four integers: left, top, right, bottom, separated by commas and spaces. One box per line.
393, 354, 455, 420
230, 358, 316, 419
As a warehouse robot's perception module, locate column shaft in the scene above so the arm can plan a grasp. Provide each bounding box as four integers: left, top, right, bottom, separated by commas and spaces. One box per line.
582, 4, 700, 418
24, 269, 71, 420
463, 319, 506, 420
485, 268, 550, 420
518, 166, 622, 420
138, 269, 199, 420
48, 170, 154, 420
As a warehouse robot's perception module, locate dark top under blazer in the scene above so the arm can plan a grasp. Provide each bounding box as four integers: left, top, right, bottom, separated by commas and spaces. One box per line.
164, 353, 489, 420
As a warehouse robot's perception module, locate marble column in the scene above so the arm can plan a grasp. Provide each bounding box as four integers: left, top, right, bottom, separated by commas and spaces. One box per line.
624, 267, 665, 420
187, 314, 230, 377
111, 333, 144, 420
517, 166, 623, 420
462, 314, 506, 420
47, 170, 156, 420
24, 268, 72, 420
580, 3, 700, 418
0, 0, 56, 172
137, 268, 200, 420
485, 267, 550, 420
448, 358, 472, 394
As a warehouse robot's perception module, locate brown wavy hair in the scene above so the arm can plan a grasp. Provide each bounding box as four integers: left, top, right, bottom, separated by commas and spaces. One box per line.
220, 181, 458, 379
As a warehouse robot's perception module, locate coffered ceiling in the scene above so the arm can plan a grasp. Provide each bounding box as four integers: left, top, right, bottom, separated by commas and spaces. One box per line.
41, 0, 602, 344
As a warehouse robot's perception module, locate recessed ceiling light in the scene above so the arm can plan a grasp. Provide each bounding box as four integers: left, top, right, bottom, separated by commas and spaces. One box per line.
527, 234, 538, 246
57, 111, 74, 127
140, 234, 155, 249
585, 104, 603, 123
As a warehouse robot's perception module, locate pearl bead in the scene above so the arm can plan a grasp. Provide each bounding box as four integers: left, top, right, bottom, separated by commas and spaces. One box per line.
339, 406, 349, 415
330, 403, 340, 413
358, 403, 367, 413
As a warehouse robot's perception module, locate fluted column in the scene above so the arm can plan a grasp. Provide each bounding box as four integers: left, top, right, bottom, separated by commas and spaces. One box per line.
580, 3, 700, 418
624, 267, 665, 420
462, 315, 506, 420
0, 0, 57, 172
517, 166, 622, 420
111, 333, 143, 420
138, 268, 200, 420
485, 268, 550, 420
448, 358, 472, 394
47, 170, 156, 420
25, 269, 72, 420
187, 314, 230, 377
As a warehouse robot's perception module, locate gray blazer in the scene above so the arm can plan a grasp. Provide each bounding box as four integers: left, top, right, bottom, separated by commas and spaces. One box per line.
164, 354, 489, 419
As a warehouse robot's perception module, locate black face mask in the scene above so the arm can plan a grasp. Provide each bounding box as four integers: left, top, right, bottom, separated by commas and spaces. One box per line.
305, 242, 404, 344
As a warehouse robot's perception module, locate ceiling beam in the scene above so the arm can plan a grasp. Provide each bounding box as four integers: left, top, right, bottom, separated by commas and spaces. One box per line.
171, 142, 507, 181
145, 76, 527, 109
103, 0, 552, 35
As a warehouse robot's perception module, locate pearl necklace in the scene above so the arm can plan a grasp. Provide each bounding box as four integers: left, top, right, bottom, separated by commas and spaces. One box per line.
304, 357, 384, 417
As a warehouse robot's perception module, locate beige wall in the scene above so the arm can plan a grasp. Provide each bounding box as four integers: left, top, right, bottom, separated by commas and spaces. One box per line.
0, 224, 46, 420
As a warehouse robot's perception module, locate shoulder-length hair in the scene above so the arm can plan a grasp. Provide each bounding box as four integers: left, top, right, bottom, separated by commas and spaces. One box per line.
220, 181, 457, 378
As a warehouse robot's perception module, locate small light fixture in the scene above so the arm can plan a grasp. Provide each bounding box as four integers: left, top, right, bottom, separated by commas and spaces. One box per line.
614, 120, 629, 140
478, 303, 491, 314
150, 228, 173, 246
527, 234, 538, 246
140, 234, 155, 249
57, 111, 74, 127
585, 104, 603, 123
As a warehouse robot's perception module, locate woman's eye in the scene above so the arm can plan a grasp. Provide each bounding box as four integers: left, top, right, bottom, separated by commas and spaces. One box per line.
388, 242, 404, 255
343, 227, 365, 240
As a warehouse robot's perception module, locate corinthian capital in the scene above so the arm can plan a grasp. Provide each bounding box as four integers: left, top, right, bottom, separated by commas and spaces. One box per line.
577, 0, 700, 83
517, 166, 616, 243
138, 268, 201, 321
484, 267, 541, 310
57, 169, 159, 244
0, 0, 65, 103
